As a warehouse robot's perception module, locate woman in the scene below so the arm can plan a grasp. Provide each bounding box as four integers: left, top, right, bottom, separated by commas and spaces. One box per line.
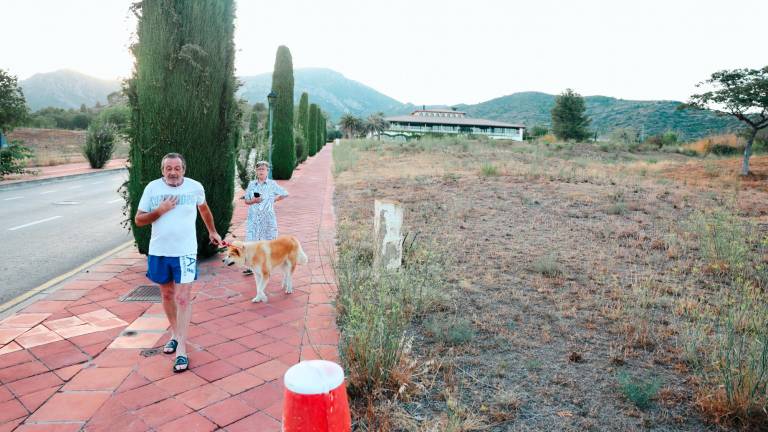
243, 161, 289, 274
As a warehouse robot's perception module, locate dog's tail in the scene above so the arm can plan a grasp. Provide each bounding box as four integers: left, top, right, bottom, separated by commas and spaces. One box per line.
296, 238, 309, 265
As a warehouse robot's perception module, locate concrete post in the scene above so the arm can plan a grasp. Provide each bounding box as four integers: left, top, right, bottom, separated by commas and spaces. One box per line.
374, 199, 403, 270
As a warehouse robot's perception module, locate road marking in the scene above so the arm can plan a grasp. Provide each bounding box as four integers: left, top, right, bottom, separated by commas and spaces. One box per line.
0, 240, 134, 314
106, 198, 123, 204
3, 196, 23, 201
90, 181, 104, 185
40, 190, 58, 195
8, 216, 62, 231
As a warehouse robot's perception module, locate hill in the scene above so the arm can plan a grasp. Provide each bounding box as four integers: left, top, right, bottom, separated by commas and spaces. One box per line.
21, 70, 121, 111
456, 92, 741, 140
238, 68, 411, 121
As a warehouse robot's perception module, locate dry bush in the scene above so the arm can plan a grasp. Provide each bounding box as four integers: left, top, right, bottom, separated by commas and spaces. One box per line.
685, 134, 744, 156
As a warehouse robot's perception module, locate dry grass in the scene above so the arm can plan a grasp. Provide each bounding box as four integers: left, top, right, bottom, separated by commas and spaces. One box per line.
333, 137, 768, 431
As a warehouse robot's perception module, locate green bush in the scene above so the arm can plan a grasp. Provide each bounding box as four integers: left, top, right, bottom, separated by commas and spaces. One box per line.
709, 143, 741, 155
532, 254, 563, 277
425, 315, 475, 345
82, 123, 116, 168
0, 141, 33, 179
270, 45, 295, 179
617, 371, 660, 409
480, 162, 500, 177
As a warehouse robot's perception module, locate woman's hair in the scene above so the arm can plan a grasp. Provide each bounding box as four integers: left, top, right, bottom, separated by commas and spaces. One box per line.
255, 160, 270, 168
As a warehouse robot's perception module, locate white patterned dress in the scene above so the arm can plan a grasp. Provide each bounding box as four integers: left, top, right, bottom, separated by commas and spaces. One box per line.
244, 179, 289, 241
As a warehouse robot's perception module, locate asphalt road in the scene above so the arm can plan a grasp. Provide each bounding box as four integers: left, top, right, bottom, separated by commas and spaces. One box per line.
0, 170, 133, 306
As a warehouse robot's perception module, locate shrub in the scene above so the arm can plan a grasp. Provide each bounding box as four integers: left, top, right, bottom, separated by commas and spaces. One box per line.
480, 162, 500, 177
618, 371, 660, 409
424, 316, 475, 345
532, 254, 562, 277
82, 122, 116, 168
0, 141, 33, 179
270, 45, 296, 179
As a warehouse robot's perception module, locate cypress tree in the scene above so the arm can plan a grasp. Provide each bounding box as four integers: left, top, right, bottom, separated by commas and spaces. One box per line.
126, 0, 237, 257
307, 103, 318, 157
318, 113, 326, 149
296, 92, 309, 163
270, 46, 295, 179
551, 88, 591, 141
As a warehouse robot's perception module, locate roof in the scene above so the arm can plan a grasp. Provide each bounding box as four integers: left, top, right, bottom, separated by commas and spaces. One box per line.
385, 115, 525, 128
412, 109, 467, 115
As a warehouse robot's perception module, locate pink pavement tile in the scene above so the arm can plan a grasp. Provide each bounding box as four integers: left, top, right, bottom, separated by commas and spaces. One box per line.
0, 328, 29, 344
176, 383, 230, 410
303, 328, 340, 345
63, 366, 132, 391
226, 411, 281, 432
114, 371, 150, 394
44, 290, 89, 301
224, 350, 269, 369
0, 342, 23, 356
255, 340, 297, 359
15, 424, 82, 432
21, 301, 72, 314
301, 344, 340, 362
0, 418, 25, 432
75, 272, 117, 281
156, 412, 216, 432
108, 332, 162, 349
238, 381, 285, 411
77, 309, 117, 325
113, 383, 171, 410
227, 311, 262, 324
190, 310, 218, 325
243, 317, 283, 332
134, 398, 192, 428
0, 385, 12, 402
51, 324, 101, 339
137, 356, 176, 381
212, 371, 264, 395
89, 317, 129, 331
27, 339, 75, 358
154, 372, 207, 396
0, 360, 49, 384
207, 305, 242, 317
217, 325, 254, 340
0, 398, 28, 423
42, 316, 86, 331
28, 392, 110, 422
199, 397, 254, 427
124, 316, 169, 332
91, 349, 141, 367
206, 341, 249, 359
37, 348, 89, 370
189, 332, 228, 348
192, 359, 241, 382
80, 340, 111, 357
53, 364, 84, 381
235, 332, 275, 349
0, 348, 35, 368
246, 359, 291, 383
7, 371, 63, 396
263, 400, 283, 421
199, 317, 239, 332
0, 313, 50, 328
68, 327, 121, 348
18, 384, 61, 412
15, 326, 63, 349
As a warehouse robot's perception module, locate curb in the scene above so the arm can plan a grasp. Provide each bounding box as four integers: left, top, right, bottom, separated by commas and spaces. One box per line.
0, 167, 127, 191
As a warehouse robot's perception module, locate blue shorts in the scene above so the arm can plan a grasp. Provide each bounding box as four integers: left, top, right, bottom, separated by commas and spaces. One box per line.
146, 255, 198, 285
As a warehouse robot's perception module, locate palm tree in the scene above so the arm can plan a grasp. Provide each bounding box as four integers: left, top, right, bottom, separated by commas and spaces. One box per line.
365, 112, 388, 140
339, 114, 363, 139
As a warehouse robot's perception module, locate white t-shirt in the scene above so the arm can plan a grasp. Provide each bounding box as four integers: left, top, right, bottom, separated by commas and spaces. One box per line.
137, 178, 206, 257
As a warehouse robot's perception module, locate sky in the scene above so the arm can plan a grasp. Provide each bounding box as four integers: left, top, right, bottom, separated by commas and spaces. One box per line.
1, 0, 766, 105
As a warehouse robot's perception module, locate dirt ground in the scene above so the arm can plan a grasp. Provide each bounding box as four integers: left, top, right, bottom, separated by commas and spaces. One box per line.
333, 139, 768, 431
6, 127, 129, 166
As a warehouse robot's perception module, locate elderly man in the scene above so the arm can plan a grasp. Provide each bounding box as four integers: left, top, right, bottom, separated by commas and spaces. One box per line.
134, 152, 222, 372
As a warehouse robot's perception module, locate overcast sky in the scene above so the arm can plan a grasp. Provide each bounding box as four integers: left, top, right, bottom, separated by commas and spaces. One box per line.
2, 0, 766, 105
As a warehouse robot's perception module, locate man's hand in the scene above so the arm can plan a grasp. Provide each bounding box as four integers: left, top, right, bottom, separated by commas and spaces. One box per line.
209, 232, 222, 246
157, 196, 178, 215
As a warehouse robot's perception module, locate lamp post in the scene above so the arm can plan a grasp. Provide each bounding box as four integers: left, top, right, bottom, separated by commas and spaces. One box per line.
267, 91, 277, 179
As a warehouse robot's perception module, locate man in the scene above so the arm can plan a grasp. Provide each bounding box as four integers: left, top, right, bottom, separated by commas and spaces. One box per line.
135, 153, 222, 372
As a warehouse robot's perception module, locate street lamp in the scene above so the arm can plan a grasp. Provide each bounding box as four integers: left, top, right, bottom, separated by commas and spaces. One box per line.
267, 91, 277, 179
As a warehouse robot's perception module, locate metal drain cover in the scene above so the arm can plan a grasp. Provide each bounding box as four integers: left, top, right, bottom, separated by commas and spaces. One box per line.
120, 285, 161, 303
141, 348, 161, 357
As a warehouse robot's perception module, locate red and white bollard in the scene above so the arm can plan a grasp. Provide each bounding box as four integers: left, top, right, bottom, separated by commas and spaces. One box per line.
282, 360, 351, 432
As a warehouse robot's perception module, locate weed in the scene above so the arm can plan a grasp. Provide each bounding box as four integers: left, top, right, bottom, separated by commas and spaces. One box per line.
531, 254, 562, 277
424, 315, 476, 345
480, 162, 500, 177
617, 371, 661, 409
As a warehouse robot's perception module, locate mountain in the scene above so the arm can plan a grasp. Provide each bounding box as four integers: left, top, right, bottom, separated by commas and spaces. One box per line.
21, 70, 121, 111
238, 68, 411, 121
456, 92, 740, 139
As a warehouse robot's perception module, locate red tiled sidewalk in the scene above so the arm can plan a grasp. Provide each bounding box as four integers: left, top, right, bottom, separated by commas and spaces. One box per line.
0, 159, 127, 187
0, 145, 339, 431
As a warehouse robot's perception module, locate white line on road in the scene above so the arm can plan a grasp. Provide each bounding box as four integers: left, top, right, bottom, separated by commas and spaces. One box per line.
3, 196, 23, 201
8, 216, 62, 231
106, 198, 122, 204
90, 181, 104, 185
40, 190, 58, 195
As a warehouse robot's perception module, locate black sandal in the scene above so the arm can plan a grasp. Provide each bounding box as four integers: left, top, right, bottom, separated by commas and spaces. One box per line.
173, 355, 189, 373
163, 339, 178, 354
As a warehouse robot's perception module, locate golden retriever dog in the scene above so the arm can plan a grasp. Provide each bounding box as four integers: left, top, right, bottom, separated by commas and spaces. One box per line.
221, 235, 308, 303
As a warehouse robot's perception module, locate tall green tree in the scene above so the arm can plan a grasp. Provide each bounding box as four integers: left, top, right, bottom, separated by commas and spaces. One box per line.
270, 45, 295, 179
339, 114, 363, 139
686, 66, 768, 175
126, 0, 238, 257
296, 92, 309, 163
307, 103, 319, 156
551, 89, 591, 141
0, 69, 28, 134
